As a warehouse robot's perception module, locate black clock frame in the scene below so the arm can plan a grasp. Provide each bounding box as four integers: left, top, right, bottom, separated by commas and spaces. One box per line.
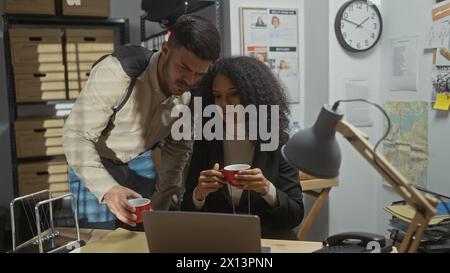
335, 0, 383, 53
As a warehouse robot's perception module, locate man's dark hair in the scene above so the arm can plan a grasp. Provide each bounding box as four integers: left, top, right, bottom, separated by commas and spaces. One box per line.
168, 15, 221, 61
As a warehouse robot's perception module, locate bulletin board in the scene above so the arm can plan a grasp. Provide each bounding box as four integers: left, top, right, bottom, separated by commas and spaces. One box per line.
382, 0, 450, 196
429, 0, 450, 109
240, 7, 300, 104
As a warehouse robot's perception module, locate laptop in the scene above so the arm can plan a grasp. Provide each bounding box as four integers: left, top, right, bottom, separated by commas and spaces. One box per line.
142, 211, 263, 253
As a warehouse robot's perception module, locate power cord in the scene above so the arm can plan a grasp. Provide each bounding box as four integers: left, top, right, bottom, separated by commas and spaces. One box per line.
332, 99, 391, 158
332, 99, 397, 189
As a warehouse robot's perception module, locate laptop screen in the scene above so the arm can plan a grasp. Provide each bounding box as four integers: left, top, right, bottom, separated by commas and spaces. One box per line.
143, 211, 262, 253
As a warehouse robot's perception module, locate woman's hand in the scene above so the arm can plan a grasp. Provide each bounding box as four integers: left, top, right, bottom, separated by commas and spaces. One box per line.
235, 168, 271, 195
195, 163, 226, 201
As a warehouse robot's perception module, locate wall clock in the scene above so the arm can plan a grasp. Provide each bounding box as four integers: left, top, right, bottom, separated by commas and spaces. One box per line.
335, 0, 383, 52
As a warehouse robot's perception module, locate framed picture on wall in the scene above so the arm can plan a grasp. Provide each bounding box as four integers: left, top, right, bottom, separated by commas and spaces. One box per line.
240, 7, 301, 104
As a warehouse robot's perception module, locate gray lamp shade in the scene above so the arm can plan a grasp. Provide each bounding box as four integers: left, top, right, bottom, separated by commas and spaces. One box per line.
281, 106, 344, 178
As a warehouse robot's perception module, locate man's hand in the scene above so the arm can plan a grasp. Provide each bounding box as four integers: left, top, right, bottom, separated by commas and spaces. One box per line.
103, 185, 142, 227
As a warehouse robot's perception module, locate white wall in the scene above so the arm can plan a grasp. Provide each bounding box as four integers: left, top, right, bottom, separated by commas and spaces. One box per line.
303, 0, 331, 129
329, 0, 450, 237
301, 0, 331, 241
376, 0, 443, 235
328, 0, 383, 235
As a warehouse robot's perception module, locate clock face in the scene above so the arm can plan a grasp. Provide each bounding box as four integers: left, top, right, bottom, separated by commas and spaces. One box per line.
335, 0, 383, 52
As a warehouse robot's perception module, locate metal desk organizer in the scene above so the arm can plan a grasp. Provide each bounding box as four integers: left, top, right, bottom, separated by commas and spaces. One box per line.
10, 190, 84, 253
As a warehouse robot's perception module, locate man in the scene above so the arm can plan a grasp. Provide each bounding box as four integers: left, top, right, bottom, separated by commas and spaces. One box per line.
63, 15, 221, 229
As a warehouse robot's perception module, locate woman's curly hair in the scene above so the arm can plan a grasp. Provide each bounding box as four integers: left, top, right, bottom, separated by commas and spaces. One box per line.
194, 56, 291, 145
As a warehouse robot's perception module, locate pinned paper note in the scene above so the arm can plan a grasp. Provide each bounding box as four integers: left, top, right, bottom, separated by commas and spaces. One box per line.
389, 36, 419, 91
433, 93, 450, 111
344, 78, 373, 127
426, 20, 450, 49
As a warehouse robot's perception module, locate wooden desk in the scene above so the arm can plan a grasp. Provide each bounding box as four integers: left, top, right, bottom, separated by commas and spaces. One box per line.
298, 172, 339, 240
65, 228, 324, 253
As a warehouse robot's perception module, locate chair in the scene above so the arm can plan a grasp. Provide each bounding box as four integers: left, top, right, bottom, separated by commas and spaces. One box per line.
298, 172, 339, 240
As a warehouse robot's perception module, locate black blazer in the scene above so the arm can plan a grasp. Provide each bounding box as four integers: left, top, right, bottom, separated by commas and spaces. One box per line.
181, 139, 304, 240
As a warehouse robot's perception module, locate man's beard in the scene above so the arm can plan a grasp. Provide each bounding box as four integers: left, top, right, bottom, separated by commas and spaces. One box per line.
162, 55, 190, 96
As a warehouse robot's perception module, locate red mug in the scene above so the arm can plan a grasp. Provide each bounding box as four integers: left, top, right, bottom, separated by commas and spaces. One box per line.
128, 198, 152, 224
220, 164, 251, 188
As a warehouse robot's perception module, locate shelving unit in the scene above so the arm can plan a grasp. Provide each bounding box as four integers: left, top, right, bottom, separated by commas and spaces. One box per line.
2, 15, 129, 198
140, 0, 220, 50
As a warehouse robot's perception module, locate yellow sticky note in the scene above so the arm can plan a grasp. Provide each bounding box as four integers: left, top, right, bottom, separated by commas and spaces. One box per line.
434, 93, 450, 111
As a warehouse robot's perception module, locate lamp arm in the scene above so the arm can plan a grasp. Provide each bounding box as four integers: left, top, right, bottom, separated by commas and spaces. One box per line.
335, 119, 438, 253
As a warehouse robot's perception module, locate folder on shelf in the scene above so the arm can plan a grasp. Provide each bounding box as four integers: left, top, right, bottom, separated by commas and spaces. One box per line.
385, 204, 450, 226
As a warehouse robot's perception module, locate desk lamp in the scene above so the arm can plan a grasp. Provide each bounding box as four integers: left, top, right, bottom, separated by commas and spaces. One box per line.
281, 101, 438, 253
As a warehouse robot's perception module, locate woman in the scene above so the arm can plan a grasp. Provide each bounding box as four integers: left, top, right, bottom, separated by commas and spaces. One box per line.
270, 16, 282, 39
181, 56, 304, 240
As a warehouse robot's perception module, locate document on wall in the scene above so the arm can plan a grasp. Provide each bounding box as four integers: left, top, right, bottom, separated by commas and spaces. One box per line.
430, 1, 450, 64
432, 66, 450, 111
344, 78, 373, 127
384, 102, 428, 188
432, 0, 450, 23
240, 7, 300, 104
432, 65, 450, 101
426, 20, 450, 49
433, 93, 450, 111
389, 36, 419, 92
426, 1, 450, 48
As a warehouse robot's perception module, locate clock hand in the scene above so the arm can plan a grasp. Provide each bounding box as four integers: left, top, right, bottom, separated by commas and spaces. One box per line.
342, 18, 375, 36
356, 17, 370, 29
342, 18, 360, 27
